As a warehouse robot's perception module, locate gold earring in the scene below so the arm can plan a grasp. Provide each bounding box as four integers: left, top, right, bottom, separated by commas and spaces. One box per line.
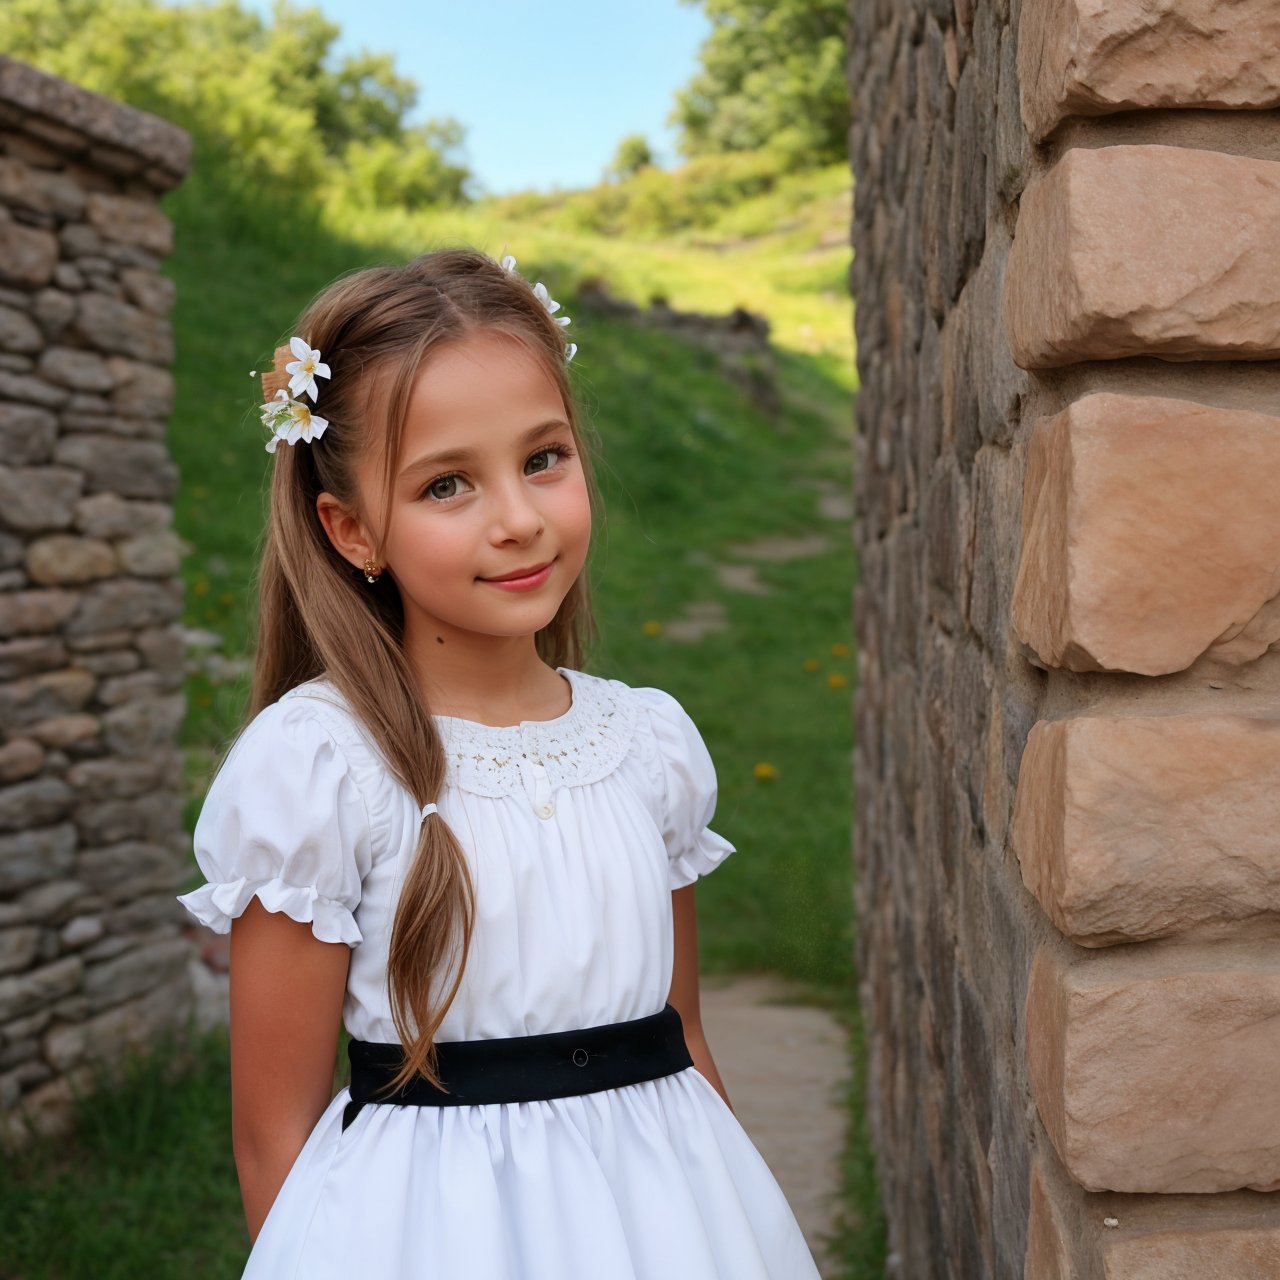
363, 558, 383, 584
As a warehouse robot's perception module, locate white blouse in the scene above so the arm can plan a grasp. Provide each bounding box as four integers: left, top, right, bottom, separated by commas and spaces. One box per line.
175, 667, 823, 1279
177, 666, 737, 1044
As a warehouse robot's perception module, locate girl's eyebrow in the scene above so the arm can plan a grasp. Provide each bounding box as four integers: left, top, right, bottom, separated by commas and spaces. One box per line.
400, 418, 570, 478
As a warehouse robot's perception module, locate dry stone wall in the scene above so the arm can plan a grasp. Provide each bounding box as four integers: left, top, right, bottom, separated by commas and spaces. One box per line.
0, 57, 193, 1149
849, 0, 1280, 1275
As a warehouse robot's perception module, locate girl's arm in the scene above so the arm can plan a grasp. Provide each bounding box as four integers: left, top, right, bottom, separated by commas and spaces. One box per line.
667, 884, 734, 1112
229, 897, 352, 1244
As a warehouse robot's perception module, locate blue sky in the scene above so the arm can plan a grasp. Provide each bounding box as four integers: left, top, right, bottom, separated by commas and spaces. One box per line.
241, 0, 713, 196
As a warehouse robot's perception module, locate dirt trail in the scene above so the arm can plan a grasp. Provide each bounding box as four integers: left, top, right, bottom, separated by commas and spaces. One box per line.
700, 974, 849, 1277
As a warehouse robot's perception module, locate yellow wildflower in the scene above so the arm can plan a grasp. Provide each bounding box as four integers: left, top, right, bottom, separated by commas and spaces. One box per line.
803, 657, 820, 672
643, 620, 663, 636
828, 673, 849, 689
831, 642, 850, 657
753, 762, 778, 781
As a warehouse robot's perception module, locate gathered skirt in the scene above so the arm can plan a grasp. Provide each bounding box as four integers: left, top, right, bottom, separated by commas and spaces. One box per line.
243, 1064, 822, 1279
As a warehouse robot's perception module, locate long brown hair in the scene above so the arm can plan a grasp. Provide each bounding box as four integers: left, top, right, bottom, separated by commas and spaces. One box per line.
247, 246, 600, 1093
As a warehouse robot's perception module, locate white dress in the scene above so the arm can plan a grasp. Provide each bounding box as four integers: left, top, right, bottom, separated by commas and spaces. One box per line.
177, 666, 821, 1279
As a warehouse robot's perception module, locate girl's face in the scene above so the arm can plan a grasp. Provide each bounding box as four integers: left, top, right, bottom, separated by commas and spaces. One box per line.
354, 329, 592, 644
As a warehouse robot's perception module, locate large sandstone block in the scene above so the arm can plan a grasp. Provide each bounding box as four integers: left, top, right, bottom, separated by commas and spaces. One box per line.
1102, 1221, 1280, 1279
1011, 392, 1280, 674
1003, 146, 1280, 368
1027, 942, 1280, 1193
1013, 712, 1280, 946
1027, 1151, 1280, 1278
1019, 0, 1280, 143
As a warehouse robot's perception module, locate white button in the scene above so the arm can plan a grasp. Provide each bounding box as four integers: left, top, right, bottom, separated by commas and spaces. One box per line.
537, 802, 555, 820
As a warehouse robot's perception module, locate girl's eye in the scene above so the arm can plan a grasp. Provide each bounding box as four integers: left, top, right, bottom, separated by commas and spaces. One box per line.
525, 446, 564, 475
420, 442, 575, 503
426, 474, 464, 501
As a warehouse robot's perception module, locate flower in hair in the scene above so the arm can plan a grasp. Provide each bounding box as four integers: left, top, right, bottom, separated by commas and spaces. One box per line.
532, 281, 570, 328
261, 388, 329, 452
501, 255, 577, 362
285, 335, 330, 403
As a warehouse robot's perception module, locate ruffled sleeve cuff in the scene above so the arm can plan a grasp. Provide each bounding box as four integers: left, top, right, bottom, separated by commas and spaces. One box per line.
176, 697, 374, 950
668, 827, 736, 891
176, 875, 363, 947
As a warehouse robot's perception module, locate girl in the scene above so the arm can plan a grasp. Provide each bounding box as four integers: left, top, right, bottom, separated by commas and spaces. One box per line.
177, 247, 822, 1278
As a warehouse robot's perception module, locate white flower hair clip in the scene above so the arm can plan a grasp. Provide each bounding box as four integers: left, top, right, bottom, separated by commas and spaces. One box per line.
260, 388, 328, 452
501, 255, 577, 363
255, 335, 332, 452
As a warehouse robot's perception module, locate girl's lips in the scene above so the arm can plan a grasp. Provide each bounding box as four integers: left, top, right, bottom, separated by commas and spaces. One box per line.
479, 558, 556, 591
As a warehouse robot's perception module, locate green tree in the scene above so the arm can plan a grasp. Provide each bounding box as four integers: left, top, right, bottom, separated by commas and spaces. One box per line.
604, 133, 656, 182
345, 120, 471, 209
668, 0, 849, 169
0, 0, 472, 209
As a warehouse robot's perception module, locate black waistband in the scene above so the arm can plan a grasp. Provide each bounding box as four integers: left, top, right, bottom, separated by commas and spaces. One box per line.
341, 1003, 693, 1131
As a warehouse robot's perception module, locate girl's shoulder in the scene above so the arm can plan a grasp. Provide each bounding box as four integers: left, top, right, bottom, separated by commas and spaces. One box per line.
204, 676, 403, 851
573, 669, 708, 750
559, 667, 719, 789
576, 670, 734, 890
241, 675, 393, 789
183, 678, 391, 945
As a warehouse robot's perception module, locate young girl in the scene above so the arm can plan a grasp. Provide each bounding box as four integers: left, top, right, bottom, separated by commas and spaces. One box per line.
177, 246, 822, 1278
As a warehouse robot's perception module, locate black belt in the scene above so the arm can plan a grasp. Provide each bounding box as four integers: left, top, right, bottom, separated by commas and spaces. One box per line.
341, 1003, 694, 1131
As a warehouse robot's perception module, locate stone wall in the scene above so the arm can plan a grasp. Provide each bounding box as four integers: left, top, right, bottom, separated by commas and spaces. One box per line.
0, 57, 193, 1149
849, 1, 1280, 1275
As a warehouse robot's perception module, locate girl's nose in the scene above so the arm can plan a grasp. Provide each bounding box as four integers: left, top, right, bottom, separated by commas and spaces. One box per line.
489, 481, 544, 543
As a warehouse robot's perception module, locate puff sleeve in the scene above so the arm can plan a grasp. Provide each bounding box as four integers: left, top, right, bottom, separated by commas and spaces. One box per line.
176, 699, 373, 947
635, 686, 736, 890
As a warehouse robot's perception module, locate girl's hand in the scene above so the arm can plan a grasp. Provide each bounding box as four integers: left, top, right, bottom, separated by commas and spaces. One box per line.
229, 898, 352, 1243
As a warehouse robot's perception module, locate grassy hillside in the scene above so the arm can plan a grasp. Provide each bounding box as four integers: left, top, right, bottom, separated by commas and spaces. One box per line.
1, 158, 885, 1277
167, 161, 858, 986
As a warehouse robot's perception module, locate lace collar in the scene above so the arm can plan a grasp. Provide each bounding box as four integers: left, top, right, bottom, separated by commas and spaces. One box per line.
286, 667, 638, 800
434, 667, 637, 798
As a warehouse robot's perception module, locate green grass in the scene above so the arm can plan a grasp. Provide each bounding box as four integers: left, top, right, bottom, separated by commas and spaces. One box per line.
0, 1025, 245, 1277
0, 162, 884, 1278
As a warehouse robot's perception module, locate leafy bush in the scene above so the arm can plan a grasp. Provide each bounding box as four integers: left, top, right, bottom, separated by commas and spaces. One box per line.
487, 148, 802, 239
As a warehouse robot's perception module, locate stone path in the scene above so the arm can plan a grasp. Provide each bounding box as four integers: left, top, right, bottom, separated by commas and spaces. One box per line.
700, 974, 849, 1278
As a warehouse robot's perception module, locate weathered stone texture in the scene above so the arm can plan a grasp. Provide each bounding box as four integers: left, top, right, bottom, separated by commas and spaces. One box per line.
1027, 943, 1280, 1194
1019, 0, 1280, 143
854, 0, 1280, 1273
1013, 712, 1280, 946
0, 57, 192, 1149
1101, 1222, 1280, 1279
0, 56, 191, 187
1011, 393, 1280, 675
0, 402, 58, 464
1028, 1150, 1280, 1278
0, 466, 83, 532
0, 222, 58, 287
1004, 146, 1280, 369
851, 1, 1039, 1275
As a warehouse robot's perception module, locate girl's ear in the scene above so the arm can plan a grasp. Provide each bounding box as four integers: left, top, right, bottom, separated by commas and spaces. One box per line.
316, 491, 375, 571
